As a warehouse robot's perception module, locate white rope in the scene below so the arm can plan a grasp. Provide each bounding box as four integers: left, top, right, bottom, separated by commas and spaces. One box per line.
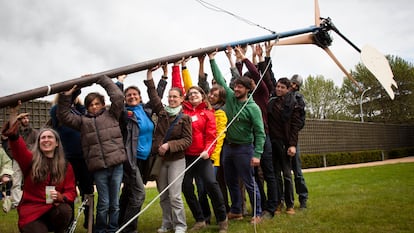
66, 199, 88, 233
195, 0, 276, 34
46, 85, 52, 96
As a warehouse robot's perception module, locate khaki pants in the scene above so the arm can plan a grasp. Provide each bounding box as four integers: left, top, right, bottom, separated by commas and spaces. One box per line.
10, 160, 23, 208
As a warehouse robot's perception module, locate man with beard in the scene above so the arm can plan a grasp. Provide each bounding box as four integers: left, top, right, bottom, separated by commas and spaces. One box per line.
209, 49, 265, 225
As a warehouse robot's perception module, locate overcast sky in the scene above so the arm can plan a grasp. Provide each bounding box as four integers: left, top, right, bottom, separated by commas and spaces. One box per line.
1, 0, 412, 103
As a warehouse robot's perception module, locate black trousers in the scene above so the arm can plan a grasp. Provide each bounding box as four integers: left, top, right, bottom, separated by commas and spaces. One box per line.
182, 155, 227, 223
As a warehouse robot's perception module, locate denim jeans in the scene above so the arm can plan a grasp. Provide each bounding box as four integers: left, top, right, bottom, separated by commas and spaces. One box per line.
94, 164, 123, 233
291, 146, 309, 203
223, 143, 262, 216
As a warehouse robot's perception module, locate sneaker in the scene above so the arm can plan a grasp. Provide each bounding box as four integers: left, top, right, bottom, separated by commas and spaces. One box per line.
227, 212, 243, 220
286, 207, 295, 215
175, 229, 186, 233
261, 210, 273, 219
157, 226, 172, 233
189, 221, 206, 232
218, 218, 228, 233
2, 197, 12, 213
250, 216, 262, 224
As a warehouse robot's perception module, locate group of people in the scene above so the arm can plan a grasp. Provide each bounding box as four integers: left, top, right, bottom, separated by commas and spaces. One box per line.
0, 40, 308, 233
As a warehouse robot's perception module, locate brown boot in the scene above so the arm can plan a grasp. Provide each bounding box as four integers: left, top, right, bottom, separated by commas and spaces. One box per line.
227, 212, 243, 220
218, 218, 228, 233
286, 207, 296, 215
190, 221, 206, 232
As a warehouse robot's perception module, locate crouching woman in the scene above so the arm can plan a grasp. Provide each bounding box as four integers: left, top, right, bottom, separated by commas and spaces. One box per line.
2, 101, 77, 233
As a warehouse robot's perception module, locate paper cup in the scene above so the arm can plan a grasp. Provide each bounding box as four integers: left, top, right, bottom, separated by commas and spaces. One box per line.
45, 186, 55, 204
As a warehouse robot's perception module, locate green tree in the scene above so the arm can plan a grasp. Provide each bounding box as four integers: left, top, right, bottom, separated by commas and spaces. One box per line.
301, 75, 347, 119
342, 55, 414, 123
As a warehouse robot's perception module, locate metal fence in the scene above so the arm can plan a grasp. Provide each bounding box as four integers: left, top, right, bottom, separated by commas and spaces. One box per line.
0, 100, 52, 130
1, 101, 413, 154
299, 119, 414, 154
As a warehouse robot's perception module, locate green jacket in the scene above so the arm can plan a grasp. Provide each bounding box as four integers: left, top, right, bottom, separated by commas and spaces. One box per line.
210, 59, 265, 158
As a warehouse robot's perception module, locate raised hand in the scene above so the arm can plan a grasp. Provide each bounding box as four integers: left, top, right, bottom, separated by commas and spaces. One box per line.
174, 57, 185, 66
255, 44, 263, 58
161, 62, 169, 77
265, 40, 275, 57
198, 54, 206, 64
8, 100, 22, 127
208, 48, 218, 60
182, 56, 192, 67
234, 45, 246, 61
117, 74, 127, 83
224, 46, 233, 60
62, 85, 78, 96
147, 65, 160, 80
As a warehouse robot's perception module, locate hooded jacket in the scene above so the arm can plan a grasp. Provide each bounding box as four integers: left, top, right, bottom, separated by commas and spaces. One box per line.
182, 101, 217, 157
57, 76, 127, 172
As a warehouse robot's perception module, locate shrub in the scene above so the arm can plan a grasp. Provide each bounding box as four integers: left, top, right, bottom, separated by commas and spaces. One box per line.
301, 147, 414, 168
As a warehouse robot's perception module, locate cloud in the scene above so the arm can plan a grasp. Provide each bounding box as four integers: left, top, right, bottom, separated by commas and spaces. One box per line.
0, 0, 412, 104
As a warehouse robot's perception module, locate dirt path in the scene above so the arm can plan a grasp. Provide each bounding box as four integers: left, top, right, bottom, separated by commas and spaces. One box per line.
304, 156, 414, 173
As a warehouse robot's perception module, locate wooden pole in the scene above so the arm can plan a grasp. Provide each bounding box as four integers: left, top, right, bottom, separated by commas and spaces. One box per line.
0, 26, 319, 108
86, 194, 94, 233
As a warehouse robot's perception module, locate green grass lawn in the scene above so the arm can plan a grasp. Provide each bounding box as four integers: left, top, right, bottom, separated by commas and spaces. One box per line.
1, 163, 413, 233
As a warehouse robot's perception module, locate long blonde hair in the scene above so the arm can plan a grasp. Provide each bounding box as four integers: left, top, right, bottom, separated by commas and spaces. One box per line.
31, 128, 67, 184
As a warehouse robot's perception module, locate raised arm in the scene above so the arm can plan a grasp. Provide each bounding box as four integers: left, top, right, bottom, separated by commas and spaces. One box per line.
144, 66, 164, 115
172, 58, 185, 94
209, 49, 233, 94
97, 75, 125, 120
197, 55, 210, 94
225, 46, 240, 89
181, 56, 193, 92
263, 40, 277, 94
255, 43, 265, 63
57, 86, 82, 131
235, 45, 265, 90
157, 63, 169, 99
1, 102, 33, 174
251, 44, 258, 65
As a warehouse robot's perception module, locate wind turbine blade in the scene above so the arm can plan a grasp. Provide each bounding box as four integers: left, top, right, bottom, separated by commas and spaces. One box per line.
315, 0, 321, 26
361, 45, 397, 100
276, 33, 314, 45
323, 47, 362, 91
